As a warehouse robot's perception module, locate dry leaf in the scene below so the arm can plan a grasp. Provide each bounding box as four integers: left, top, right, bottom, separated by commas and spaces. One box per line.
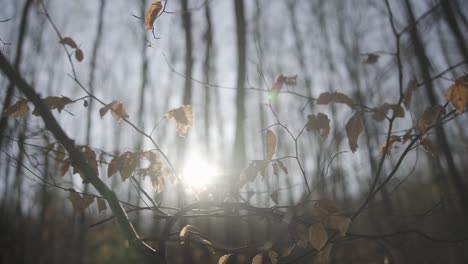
75, 48, 84, 62
321, 215, 351, 236
277, 160, 288, 174
145, 0, 163, 31
306, 112, 330, 138
100, 101, 129, 121
59, 37, 77, 48
308, 223, 328, 250
67, 189, 95, 212
32, 96, 74, 115
270, 191, 279, 204
252, 254, 263, 264
402, 129, 413, 144
56, 144, 66, 163
317, 92, 354, 108
364, 53, 379, 64
97, 197, 107, 213
417, 105, 445, 132
403, 79, 418, 108
164, 105, 193, 137
379, 135, 402, 155
218, 255, 234, 264
265, 129, 277, 160
421, 138, 436, 155
374, 103, 405, 121
2, 99, 29, 117
445, 74, 468, 113
71, 146, 99, 182
151, 174, 164, 193
239, 163, 258, 187
268, 251, 279, 264
272, 162, 279, 176
60, 159, 71, 177
345, 114, 363, 152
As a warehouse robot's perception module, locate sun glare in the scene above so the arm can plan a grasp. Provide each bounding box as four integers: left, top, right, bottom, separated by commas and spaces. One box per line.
182, 155, 219, 189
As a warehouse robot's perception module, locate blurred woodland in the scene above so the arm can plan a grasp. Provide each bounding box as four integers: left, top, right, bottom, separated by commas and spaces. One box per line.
0, 0, 468, 263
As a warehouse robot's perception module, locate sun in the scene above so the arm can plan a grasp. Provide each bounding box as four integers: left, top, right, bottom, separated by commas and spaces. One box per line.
181, 154, 219, 189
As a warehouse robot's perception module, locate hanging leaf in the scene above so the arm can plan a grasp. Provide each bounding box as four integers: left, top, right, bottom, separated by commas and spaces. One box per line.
306, 112, 330, 139
67, 189, 95, 212
374, 103, 405, 121
402, 129, 413, 144
151, 174, 164, 192
99, 101, 129, 121
403, 79, 418, 108
218, 255, 234, 264
60, 159, 71, 177
71, 146, 99, 182
97, 197, 107, 213
345, 114, 363, 152
59, 37, 78, 49
308, 223, 328, 250
32, 96, 74, 115
252, 254, 263, 264
277, 160, 288, 174
317, 92, 354, 108
2, 99, 29, 117
417, 105, 445, 133
270, 190, 279, 204
164, 105, 193, 137
75, 48, 84, 62
265, 129, 277, 160
445, 74, 468, 113
56, 144, 66, 163
379, 135, 402, 155
420, 138, 436, 155
145, 0, 163, 31
364, 53, 379, 64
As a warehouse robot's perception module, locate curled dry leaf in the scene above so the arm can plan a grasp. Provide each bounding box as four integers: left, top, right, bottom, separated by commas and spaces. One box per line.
345, 114, 363, 152
317, 92, 354, 108
75, 48, 84, 62
265, 129, 277, 160
308, 223, 328, 250
67, 189, 95, 212
145, 0, 163, 31
445, 74, 468, 113
164, 105, 193, 137
374, 103, 405, 121
2, 99, 29, 117
59, 37, 77, 49
364, 53, 379, 64
417, 104, 445, 133
306, 112, 330, 139
403, 79, 418, 108
99, 101, 129, 121
379, 135, 402, 155
32, 96, 74, 115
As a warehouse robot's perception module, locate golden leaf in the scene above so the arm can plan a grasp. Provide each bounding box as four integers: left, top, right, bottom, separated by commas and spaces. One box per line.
345, 114, 363, 152
445, 74, 468, 113
59, 37, 77, 48
2, 99, 29, 117
164, 105, 193, 137
145, 0, 163, 31
306, 112, 330, 138
417, 105, 445, 132
317, 92, 354, 108
265, 129, 277, 160
403, 79, 418, 108
75, 48, 84, 62
67, 189, 95, 212
308, 223, 328, 250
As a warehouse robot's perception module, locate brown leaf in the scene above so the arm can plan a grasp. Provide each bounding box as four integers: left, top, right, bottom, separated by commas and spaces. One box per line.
317, 92, 354, 108
374, 103, 405, 121
306, 112, 330, 139
379, 135, 402, 155
2, 99, 29, 117
277, 160, 288, 174
164, 105, 193, 137
445, 74, 468, 113
60, 159, 71, 177
218, 255, 235, 264
97, 197, 107, 213
107, 155, 121, 177
308, 223, 328, 250
32, 96, 74, 115
252, 254, 263, 264
403, 79, 418, 108
59, 37, 78, 48
345, 114, 363, 152
321, 214, 351, 236
270, 191, 279, 204
67, 189, 95, 212
71, 146, 99, 182
402, 129, 413, 144
421, 138, 436, 155
75, 48, 84, 62
151, 174, 164, 192
145, 0, 163, 31
417, 105, 445, 132
119, 152, 138, 181
265, 129, 277, 160
56, 144, 66, 162
100, 101, 129, 121
364, 53, 379, 64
